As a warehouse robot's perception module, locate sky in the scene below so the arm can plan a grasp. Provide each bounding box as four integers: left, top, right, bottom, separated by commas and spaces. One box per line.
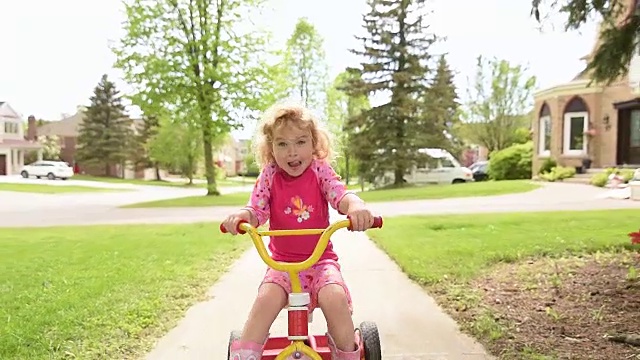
0, 0, 599, 140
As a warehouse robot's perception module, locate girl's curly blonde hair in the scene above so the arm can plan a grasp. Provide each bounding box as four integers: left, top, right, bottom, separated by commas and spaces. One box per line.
252, 101, 335, 168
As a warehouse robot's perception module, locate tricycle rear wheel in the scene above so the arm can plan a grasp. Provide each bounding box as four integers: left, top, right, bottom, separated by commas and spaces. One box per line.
358, 321, 381, 360
227, 330, 241, 359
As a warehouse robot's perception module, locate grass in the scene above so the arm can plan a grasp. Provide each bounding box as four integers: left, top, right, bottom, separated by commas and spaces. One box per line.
0, 183, 118, 194
367, 209, 638, 286
0, 223, 248, 360
357, 180, 540, 202
367, 210, 639, 358
73, 174, 256, 188
123, 179, 539, 208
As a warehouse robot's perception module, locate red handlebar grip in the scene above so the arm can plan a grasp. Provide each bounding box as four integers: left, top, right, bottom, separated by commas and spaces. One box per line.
219, 220, 248, 234
347, 215, 383, 230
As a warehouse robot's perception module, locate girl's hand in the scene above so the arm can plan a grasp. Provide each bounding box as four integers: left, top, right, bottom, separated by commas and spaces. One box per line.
221, 209, 252, 235
346, 201, 375, 232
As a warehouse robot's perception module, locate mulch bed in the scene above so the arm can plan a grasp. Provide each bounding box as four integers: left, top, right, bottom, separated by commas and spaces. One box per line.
442, 251, 640, 359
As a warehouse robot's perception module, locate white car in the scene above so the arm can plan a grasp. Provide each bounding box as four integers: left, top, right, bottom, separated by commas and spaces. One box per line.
20, 161, 74, 180
374, 148, 474, 186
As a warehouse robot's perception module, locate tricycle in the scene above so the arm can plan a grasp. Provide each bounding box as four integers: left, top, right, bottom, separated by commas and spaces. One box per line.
220, 216, 384, 360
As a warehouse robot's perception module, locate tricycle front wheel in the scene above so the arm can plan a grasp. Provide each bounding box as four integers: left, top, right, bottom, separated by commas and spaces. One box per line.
358, 321, 381, 360
227, 330, 241, 359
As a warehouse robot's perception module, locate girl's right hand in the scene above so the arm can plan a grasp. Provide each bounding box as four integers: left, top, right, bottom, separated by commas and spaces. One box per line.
221, 209, 252, 235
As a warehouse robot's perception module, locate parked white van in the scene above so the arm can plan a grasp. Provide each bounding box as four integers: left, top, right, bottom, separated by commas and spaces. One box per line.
373, 148, 474, 187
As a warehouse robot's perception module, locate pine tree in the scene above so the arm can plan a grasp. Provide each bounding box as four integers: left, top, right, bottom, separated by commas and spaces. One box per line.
76, 74, 134, 177
423, 55, 462, 156
345, 0, 443, 186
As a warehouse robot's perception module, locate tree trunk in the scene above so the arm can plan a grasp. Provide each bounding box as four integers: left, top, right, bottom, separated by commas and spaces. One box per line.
154, 162, 161, 181
105, 163, 110, 177
345, 152, 350, 185
394, 166, 404, 186
202, 121, 219, 196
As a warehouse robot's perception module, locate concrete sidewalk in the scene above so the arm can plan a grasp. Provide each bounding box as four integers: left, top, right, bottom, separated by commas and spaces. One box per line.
145, 217, 491, 360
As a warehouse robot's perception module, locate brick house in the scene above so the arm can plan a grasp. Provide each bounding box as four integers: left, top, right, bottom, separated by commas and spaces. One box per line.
532, 3, 640, 173
34, 109, 82, 168
35, 106, 250, 178
33, 107, 150, 178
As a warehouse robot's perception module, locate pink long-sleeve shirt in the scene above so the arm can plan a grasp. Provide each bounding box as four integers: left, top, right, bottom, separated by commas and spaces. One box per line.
245, 159, 352, 263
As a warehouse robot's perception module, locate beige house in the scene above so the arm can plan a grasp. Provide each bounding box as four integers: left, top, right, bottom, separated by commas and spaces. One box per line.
532, 2, 640, 173
0, 102, 41, 175
214, 135, 251, 177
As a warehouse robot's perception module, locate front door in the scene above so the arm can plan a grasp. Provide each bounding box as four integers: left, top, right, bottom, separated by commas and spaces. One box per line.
630, 110, 640, 164
0, 155, 6, 175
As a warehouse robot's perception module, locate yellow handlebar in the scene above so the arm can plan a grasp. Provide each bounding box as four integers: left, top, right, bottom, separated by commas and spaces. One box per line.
220, 216, 383, 293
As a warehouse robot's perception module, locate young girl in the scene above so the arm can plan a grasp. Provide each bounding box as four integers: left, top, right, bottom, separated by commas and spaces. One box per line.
221, 102, 376, 360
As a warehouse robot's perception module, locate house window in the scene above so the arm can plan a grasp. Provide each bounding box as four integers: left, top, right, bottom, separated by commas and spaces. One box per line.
563, 111, 588, 155
3, 121, 19, 134
538, 115, 551, 156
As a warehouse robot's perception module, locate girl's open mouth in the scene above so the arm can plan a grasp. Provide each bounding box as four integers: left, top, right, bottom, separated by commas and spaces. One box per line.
288, 160, 302, 168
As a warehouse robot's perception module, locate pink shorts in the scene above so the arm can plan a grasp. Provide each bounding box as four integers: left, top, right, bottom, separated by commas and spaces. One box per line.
261, 259, 353, 314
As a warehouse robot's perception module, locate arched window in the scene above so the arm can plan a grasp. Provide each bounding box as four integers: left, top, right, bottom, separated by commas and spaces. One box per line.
538, 103, 551, 156
563, 97, 589, 155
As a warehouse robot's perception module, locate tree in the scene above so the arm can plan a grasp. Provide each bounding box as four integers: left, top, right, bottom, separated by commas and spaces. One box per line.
531, 0, 639, 84
284, 17, 329, 110
422, 55, 462, 157
130, 115, 161, 180
344, 0, 444, 186
39, 135, 61, 161
148, 116, 202, 184
459, 56, 536, 154
76, 74, 134, 177
113, 0, 275, 195
326, 69, 370, 184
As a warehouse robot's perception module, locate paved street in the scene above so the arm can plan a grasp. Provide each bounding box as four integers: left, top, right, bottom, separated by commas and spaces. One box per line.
1, 181, 638, 227
3, 180, 639, 359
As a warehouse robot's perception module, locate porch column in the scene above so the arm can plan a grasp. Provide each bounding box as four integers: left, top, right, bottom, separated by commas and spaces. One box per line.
12, 149, 17, 173
37, 148, 43, 161
7, 149, 13, 175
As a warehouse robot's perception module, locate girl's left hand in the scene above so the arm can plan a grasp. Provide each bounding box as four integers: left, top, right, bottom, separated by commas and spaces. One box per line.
347, 203, 375, 231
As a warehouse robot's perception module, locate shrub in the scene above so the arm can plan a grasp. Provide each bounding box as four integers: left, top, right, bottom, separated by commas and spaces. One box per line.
590, 173, 608, 187
539, 166, 576, 182
538, 158, 557, 175
619, 169, 636, 182
591, 168, 637, 187
488, 141, 533, 181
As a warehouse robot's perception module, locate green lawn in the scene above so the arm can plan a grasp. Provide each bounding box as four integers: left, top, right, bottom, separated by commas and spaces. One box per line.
357, 180, 539, 202
0, 223, 248, 360
0, 183, 118, 194
367, 209, 638, 285
368, 210, 639, 359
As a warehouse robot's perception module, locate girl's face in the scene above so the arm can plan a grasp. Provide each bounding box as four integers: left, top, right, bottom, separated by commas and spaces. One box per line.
271, 123, 314, 177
